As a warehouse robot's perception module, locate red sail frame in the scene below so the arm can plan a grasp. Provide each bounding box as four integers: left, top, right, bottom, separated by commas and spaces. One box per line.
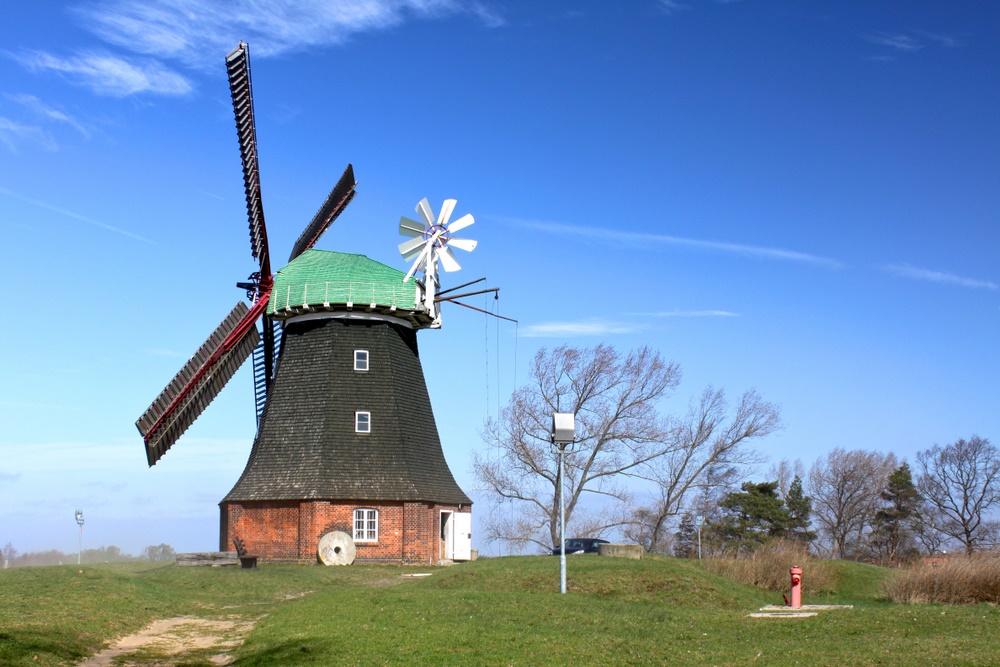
136, 290, 270, 465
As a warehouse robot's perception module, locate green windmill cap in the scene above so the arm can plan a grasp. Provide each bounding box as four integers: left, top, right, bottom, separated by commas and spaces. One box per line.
268, 249, 420, 318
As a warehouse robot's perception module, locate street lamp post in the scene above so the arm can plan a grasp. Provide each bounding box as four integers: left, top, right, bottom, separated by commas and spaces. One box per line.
552, 413, 575, 595
75, 509, 84, 565
696, 515, 703, 560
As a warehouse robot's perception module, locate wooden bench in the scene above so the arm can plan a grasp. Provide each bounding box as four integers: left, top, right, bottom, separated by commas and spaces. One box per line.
233, 538, 258, 569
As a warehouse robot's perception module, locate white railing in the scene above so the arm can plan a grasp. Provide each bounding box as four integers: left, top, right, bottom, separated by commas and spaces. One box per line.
271, 281, 418, 312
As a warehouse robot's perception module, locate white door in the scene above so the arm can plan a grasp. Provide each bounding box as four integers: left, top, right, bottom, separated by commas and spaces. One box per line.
452, 512, 472, 561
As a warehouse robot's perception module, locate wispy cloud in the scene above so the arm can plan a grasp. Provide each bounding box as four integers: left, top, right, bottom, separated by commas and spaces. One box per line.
76, 0, 504, 69
657, 0, 744, 15
12, 1, 503, 97
866, 31, 921, 52
507, 217, 844, 269
16, 50, 192, 96
0, 117, 56, 153
0, 185, 152, 243
630, 310, 740, 318
864, 29, 963, 55
917, 30, 963, 49
883, 263, 998, 292
6, 94, 90, 138
656, 0, 689, 15
520, 318, 643, 338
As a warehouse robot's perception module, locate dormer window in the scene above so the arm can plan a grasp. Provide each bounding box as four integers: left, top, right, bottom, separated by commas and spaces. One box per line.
354, 350, 369, 371
355, 411, 371, 433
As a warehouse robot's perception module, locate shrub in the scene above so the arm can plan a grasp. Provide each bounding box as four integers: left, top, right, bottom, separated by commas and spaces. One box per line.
701, 539, 835, 594
886, 554, 1000, 604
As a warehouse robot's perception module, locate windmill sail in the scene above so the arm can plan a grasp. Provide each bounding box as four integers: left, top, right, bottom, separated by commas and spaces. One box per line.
226, 42, 271, 280
136, 41, 357, 465
227, 41, 278, 401
136, 301, 263, 466
288, 163, 357, 262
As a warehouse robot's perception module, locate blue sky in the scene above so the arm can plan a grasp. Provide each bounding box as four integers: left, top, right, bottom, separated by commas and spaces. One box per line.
1, 0, 997, 556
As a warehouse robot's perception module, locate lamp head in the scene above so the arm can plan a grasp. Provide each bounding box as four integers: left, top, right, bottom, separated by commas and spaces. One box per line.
552, 413, 575, 446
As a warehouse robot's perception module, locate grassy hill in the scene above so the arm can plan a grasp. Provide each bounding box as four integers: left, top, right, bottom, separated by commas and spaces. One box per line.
2, 556, 998, 666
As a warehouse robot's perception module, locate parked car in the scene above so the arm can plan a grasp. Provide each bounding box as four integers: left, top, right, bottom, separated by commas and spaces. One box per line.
550, 538, 610, 555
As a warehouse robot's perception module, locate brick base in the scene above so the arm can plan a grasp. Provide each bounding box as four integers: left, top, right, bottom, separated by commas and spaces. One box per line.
220, 499, 469, 564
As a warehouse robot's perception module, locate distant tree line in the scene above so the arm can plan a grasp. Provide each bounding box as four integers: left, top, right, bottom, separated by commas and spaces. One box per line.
668, 435, 999, 563
474, 344, 998, 564
1, 543, 175, 568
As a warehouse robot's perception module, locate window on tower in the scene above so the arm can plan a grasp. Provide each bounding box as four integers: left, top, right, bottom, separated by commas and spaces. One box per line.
355, 411, 371, 433
353, 508, 378, 542
354, 350, 369, 371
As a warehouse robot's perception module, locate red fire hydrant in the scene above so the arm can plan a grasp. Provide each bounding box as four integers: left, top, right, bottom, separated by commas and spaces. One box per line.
789, 566, 803, 609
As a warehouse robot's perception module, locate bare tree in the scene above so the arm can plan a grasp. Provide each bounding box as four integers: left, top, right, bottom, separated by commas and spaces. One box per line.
916, 435, 1000, 556
770, 458, 806, 499
473, 345, 781, 554
2, 541, 17, 567
807, 448, 897, 559
474, 344, 680, 552
625, 387, 779, 552
911, 507, 954, 556
141, 543, 176, 562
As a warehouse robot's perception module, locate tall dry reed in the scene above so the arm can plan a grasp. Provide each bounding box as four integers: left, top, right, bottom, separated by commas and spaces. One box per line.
701, 540, 835, 594
886, 555, 1000, 604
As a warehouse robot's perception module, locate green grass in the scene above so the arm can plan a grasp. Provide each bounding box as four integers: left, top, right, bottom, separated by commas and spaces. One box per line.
2, 557, 999, 666
821, 558, 895, 602
0, 562, 409, 666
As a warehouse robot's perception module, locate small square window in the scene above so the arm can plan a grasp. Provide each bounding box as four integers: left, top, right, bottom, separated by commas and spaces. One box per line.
354, 350, 369, 371
355, 411, 371, 433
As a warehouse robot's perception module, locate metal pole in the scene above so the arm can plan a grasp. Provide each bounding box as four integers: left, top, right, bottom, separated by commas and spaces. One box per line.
559, 444, 566, 594
551, 413, 575, 596
75, 509, 84, 565
696, 514, 703, 560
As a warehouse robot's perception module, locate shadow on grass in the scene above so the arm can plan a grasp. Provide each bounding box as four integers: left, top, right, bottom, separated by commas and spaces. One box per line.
232, 641, 335, 667
0, 628, 92, 665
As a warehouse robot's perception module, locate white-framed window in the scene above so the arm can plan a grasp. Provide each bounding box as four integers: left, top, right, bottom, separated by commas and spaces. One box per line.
355, 411, 371, 433
354, 349, 369, 371
353, 508, 378, 542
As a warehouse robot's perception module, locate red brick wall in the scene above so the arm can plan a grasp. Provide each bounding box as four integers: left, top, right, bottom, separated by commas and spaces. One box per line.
220, 500, 469, 564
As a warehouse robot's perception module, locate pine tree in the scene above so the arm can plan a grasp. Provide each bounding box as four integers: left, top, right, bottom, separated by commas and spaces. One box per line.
785, 475, 817, 545
873, 463, 921, 565
673, 512, 698, 558
711, 481, 793, 555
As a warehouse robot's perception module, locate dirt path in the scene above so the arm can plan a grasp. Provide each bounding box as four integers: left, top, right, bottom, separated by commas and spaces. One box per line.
77, 615, 258, 667
75, 576, 421, 665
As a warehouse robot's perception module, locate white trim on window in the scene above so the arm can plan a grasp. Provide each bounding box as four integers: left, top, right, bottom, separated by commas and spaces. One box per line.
355, 411, 371, 433
354, 349, 369, 371
353, 508, 378, 542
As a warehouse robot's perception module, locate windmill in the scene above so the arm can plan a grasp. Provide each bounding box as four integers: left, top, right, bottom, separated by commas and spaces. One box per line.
135, 42, 476, 564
